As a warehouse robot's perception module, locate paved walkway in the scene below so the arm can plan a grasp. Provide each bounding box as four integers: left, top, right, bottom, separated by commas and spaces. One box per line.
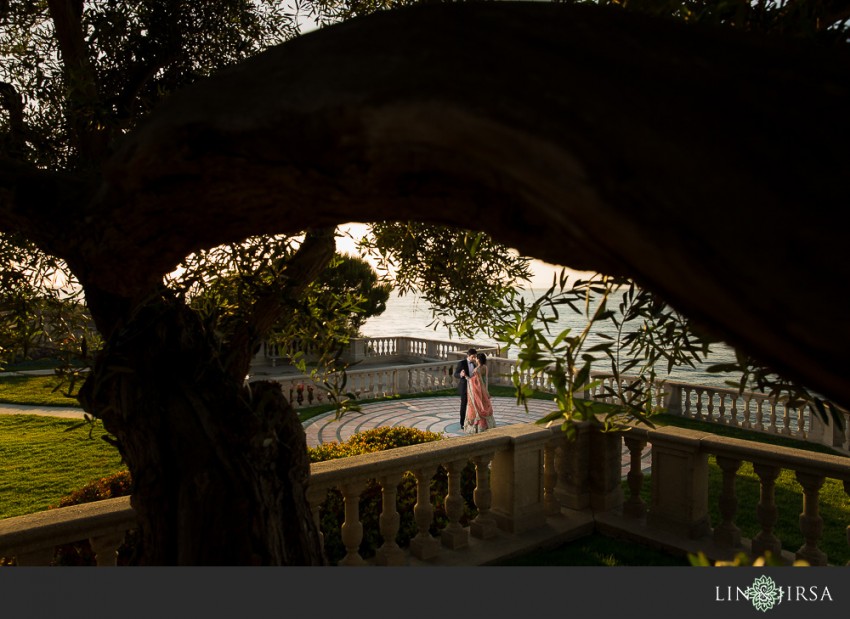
0, 402, 87, 419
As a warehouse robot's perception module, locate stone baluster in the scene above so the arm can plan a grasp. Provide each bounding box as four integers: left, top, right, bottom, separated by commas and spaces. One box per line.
713, 456, 742, 548
795, 472, 827, 566
781, 402, 792, 436
14, 548, 54, 566
754, 398, 765, 431
374, 473, 406, 566
90, 531, 126, 566
751, 464, 782, 561
741, 394, 753, 429
682, 386, 693, 417
769, 400, 778, 433
623, 434, 647, 520
441, 459, 469, 549
695, 389, 704, 421
409, 466, 440, 560
470, 454, 498, 539
543, 439, 561, 517
305, 486, 327, 555
338, 481, 367, 566
845, 480, 850, 566
718, 394, 727, 424
706, 392, 715, 423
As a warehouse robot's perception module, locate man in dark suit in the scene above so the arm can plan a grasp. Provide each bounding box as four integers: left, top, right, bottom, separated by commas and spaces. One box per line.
453, 348, 478, 427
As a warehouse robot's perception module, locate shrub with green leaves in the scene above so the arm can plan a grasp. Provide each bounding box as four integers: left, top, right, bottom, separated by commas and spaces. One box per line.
54, 470, 132, 508
308, 425, 444, 462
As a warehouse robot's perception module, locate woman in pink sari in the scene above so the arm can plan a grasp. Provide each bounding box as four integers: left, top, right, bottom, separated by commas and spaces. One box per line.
463, 353, 496, 434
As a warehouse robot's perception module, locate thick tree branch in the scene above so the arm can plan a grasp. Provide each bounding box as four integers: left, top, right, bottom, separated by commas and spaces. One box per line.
29, 2, 850, 409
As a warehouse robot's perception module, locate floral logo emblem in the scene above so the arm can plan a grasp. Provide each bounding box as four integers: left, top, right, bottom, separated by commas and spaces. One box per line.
744, 575, 783, 612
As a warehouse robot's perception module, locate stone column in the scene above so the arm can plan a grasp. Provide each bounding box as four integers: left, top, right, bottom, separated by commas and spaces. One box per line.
646, 427, 711, 539
552, 422, 591, 511
662, 383, 683, 416
490, 424, 550, 534
341, 338, 367, 365
589, 428, 624, 513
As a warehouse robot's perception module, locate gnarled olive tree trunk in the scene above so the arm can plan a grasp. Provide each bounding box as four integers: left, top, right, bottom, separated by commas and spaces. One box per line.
79, 295, 325, 565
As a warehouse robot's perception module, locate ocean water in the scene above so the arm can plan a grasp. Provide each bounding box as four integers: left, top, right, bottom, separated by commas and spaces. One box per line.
360, 288, 739, 389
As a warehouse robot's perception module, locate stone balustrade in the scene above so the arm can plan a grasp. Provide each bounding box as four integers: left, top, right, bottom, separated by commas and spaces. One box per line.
0, 423, 588, 566
255, 335, 500, 368
3, 339, 848, 566
3, 419, 848, 567
594, 423, 850, 566
271, 360, 460, 408
0, 495, 136, 566
265, 344, 850, 456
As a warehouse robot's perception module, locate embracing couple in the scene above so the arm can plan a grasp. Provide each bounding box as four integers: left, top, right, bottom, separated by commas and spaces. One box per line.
454, 348, 496, 434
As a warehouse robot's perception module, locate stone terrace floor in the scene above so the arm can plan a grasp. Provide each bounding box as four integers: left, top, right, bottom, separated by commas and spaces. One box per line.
302, 396, 651, 475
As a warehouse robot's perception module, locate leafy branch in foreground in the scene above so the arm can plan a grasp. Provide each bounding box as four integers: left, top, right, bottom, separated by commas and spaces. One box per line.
491, 269, 841, 437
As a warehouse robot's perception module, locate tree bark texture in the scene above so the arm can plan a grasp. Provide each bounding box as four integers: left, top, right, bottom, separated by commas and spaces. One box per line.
78, 296, 325, 565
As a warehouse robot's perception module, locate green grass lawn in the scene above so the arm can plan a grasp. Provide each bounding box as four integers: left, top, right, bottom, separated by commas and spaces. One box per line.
0, 374, 83, 407
0, 414, 124, 519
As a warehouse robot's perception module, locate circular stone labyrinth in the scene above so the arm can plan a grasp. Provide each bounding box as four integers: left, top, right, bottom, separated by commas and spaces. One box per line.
302, 396, 555, 446
301, 396, 651, 475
